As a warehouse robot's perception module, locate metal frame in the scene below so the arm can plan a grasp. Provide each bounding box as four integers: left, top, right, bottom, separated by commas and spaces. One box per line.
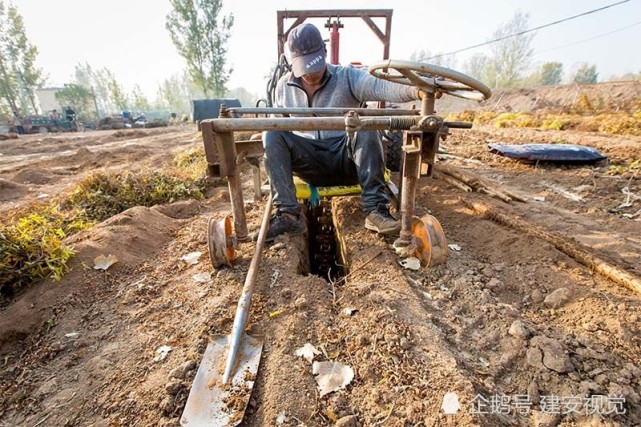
200, 97, 468, 244
276, 9, 393, 62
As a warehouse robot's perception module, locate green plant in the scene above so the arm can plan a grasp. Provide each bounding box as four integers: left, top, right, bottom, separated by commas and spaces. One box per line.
0, 205, 78, 296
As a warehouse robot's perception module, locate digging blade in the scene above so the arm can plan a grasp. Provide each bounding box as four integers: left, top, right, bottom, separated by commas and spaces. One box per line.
180, 334, 262, 426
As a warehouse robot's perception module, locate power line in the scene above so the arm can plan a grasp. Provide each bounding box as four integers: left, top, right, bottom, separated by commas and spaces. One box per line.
534, 19, 641, 54
427, 0, 632, 60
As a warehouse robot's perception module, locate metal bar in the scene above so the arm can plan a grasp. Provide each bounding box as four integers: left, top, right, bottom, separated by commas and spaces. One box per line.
279, 9, 393, 18
361, 15, 385, 44
217, 131, 248, 240
207, 116, 415, 132
222, 193, 273, 384
200, 121, 221, 178
398, 134, 422, 246
229, 107, 420, 116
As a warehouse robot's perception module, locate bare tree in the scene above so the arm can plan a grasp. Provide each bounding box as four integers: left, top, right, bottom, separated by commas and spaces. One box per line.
489, 11, 534, 88
166, 0, 234, 98
0, 1, 44, 115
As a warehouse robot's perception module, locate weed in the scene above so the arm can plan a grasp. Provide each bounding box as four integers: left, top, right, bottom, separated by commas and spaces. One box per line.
1, 147, 213, 297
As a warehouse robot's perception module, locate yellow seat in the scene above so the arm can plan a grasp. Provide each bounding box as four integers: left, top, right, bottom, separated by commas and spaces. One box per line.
294, 169, 393, 199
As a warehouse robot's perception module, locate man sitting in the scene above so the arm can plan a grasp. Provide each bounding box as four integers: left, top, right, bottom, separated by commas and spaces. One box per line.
263, 23, 425, 241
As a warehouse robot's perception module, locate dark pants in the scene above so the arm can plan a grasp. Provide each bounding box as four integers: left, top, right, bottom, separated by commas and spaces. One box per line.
263, 130, 388, 215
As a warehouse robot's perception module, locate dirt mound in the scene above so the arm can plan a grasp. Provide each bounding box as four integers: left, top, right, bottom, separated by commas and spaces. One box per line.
437, 80, 641, 114
11, 168, 56, 185
0, 177, 27, 201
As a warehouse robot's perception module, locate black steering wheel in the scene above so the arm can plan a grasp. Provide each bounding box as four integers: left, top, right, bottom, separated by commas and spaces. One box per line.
368, 60, 492, 101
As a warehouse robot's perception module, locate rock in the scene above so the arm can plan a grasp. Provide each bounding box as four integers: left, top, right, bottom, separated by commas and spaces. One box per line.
526, 347, 545, 370
486, 278, 503, 290
530, 336, 574, 373
160, 397, 175, 416
335, 415, 358, 427
36, 377, 58, 396
508, 320, 529, 339
594, 374, 609, 386
543, 288, 572, 308
532, 410, 561, 427
165, 381, 182, 395
294, 296, 307, 309
399, 337, 411, 350
482, 266, 494, 277
355, 335, 369, 347
169, 360, 197, 380
531, 289, 545, 304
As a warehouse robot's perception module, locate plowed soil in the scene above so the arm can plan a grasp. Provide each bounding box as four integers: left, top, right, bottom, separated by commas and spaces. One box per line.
0, 111, 639, 427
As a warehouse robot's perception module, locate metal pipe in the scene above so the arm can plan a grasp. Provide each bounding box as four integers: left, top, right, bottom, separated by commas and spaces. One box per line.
207, 116, 471, 133
222, 194, 273, 384
228, 107, 420, 116
207, 116, 413, 132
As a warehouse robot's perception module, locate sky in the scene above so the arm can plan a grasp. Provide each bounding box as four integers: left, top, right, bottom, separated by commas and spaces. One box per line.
12, 0, 641, 102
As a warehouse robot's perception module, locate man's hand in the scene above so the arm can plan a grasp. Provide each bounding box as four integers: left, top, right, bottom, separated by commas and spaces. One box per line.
418, 89, 443, 100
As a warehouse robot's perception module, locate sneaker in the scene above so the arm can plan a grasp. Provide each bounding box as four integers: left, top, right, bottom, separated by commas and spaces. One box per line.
265, 211, 307, 242
364, 204, 400, 235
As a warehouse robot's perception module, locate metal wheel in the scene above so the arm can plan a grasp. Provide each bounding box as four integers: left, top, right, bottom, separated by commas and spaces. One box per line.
411, 214, 447, 267
208, 216, 236, 268
368, 60, 491, 101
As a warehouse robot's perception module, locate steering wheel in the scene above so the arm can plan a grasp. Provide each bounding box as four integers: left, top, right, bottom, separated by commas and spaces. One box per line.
368, 60, 491, 101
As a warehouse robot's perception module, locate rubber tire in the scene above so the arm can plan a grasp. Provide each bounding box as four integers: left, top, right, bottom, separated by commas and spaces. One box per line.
381, 130, 403, 172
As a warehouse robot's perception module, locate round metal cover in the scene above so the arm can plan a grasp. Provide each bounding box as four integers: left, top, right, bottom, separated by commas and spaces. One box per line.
411, 214, 447, 268
208, 216, 235, 268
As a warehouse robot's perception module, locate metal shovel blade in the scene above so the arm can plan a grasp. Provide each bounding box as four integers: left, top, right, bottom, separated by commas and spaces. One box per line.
180, 333, 263, 426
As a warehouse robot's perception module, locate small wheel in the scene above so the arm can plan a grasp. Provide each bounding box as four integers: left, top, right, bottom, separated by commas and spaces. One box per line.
38, 126, 48, 134
411, 214, 447, 267
208, 216, 235, 268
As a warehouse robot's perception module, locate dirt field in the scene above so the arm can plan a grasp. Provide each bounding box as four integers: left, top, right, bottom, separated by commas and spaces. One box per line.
0, 90, 640, 426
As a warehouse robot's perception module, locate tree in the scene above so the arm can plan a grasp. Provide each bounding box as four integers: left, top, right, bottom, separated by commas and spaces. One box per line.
227, 86, 258, 107
131, 85, 151, 112
464, 53, 494, 86
73, 63, 129, 115
155, 70, 204, 114
105, 69, 128, 111
572, 63, 598, 84
409, 49, 457, 69
55, 83, 93, 115
540, 62, 563, 86
166, 0, 234, 97
0, 1, 44, 116
489, 11, 535, 88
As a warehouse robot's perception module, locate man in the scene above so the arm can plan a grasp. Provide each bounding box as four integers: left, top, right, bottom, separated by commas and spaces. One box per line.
263, 23, 424, 241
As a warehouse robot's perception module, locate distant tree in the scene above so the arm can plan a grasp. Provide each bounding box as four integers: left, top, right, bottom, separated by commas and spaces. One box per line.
607, 70, 641, 82
131, 85, 151, 112
489, 11, 535, 88
73, 63, 130, 115
540, 62, 563, 85
227, 87, 258, 107
55, 83, 93, 115
155, 70, 203, 114
409, 49, 457, 69
572, 63, 598, 84
0, 1, 44, 115
105, 69, 128, 111
166, 0, 234, 97
464, 53, 494, 86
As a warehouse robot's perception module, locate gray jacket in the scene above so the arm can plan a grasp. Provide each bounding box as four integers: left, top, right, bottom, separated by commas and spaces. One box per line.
275, 63, 420, 139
